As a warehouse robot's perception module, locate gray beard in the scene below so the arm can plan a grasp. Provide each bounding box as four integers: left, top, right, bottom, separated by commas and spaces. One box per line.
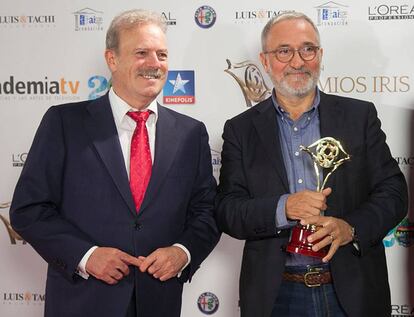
275, 70, 320, 98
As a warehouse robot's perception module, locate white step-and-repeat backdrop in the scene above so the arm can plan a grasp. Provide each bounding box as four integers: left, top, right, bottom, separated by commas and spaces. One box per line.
0, 0, 413, 316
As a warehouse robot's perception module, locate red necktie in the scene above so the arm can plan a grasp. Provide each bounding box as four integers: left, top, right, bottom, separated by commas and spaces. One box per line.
127, 111, 152, 212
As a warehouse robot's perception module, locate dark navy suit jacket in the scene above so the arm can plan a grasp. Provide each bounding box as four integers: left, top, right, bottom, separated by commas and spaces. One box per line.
216, 91, 407, 317
10, 94, 219, 317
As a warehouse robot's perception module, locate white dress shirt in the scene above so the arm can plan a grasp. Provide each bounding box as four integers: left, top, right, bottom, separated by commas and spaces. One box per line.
77, 88, 191, 279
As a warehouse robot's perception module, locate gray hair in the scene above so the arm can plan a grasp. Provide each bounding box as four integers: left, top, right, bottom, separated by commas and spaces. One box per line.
106, 9, 167, 52
261, 12, 320, 51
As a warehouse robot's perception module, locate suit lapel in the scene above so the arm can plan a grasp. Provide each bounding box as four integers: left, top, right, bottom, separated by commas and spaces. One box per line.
319, 92, 345, 140
139, 104, 180, 213
318, 92, 346, 216
84, 94, 136, 216
252, 99, 289, 192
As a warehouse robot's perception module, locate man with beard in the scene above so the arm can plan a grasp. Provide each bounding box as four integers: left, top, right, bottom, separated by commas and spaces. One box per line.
216, 11, 407, 317
10, 9, 219, 317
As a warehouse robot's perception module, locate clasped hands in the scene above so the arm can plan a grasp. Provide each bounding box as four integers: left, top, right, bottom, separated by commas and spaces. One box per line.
286, 188, 354, 262
85, 245, 188, 285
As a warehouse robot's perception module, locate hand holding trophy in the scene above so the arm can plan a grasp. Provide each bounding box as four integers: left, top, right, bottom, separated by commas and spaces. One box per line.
286, 137, 350, 258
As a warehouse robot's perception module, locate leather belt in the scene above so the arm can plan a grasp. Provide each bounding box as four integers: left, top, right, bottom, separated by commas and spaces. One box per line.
283, 268, 332, 288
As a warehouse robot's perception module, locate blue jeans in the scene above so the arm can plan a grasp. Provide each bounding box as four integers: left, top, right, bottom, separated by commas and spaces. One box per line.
272, 265, 347, 317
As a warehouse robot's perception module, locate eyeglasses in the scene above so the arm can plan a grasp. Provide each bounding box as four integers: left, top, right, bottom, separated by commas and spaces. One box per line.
263, 45, 320, 63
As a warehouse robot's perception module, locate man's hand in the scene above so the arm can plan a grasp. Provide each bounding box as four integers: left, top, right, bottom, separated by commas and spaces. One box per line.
301, 215, 354, 263
286, 188, 332, 220
85, 247, 143, 285
138, 246, 188, 281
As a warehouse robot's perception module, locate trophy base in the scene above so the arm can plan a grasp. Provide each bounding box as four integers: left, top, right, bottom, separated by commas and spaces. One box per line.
286, 224, 328, 259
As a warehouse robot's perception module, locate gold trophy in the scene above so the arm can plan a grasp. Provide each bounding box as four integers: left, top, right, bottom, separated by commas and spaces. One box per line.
286, 137, 350, 258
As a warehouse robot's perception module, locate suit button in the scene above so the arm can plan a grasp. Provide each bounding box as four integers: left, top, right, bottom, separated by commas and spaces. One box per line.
134, 222, 142, 230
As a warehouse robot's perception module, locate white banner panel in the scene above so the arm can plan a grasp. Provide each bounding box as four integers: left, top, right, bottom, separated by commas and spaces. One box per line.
0, 1, 413, 316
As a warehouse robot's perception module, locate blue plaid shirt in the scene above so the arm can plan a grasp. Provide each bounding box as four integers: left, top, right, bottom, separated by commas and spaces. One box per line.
272, 88, 323, 266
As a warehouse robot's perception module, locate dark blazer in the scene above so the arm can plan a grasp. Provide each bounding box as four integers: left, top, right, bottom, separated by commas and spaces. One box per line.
216, 91, 407, 317
10, 94, 219, 317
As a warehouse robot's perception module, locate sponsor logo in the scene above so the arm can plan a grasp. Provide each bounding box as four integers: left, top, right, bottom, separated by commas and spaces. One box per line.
391, 305, 414, 317
315, 1, 348, 26
12, 153, 27, 167
392, 304, 414, 317
368, 4, 414, 21
2, 291, 45, 305
234, 9, 293, 24
383, 217, 414, 248
319, 75, 410, 94
73, 8, 104, 31
195, 6, 217, 29
0, 202, 26, 245
0, 74, 112, 101
197, 292, 219, 315
394, 156, 414, 170
88, 75, 110, 100
224, 59, 271, 107
0, 15, 55, 27
161, 12, 177, 26
211, 149, 221, 182
0, 75, 81, 102
163, 71, 195, 104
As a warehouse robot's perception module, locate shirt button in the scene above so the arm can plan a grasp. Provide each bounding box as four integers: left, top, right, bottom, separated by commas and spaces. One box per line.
293, 127, 298, 132
295, 151, 300, 156
298, 179, 303, 184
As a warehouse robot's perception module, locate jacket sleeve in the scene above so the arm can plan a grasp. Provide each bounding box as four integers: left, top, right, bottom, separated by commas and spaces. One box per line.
10, 107, 95, 281
342, 103, 408, 255
176, 122, 220, 281
215, 119, 284, 241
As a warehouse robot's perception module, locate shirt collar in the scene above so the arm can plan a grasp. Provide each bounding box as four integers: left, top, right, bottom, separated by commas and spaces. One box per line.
272, 88, 321, 119
108, 87, 158, 126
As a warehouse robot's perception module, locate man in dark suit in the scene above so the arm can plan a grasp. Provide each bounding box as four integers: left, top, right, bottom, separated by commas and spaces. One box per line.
216, 11, 407, 317
10, 9, 219, 317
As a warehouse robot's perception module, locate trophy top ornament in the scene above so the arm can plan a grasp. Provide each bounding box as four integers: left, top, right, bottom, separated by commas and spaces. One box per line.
300, 137, 351, 191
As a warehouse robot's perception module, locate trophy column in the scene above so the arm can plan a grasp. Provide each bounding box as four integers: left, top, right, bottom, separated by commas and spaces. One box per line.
286, 137, 350, 258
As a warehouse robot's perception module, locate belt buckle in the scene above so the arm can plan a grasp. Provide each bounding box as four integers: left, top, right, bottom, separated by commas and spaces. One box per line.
304, 267, 322, 288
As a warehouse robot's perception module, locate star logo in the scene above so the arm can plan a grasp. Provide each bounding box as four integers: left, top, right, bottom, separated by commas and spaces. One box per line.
169, 73, 189, 93
163, 70, 195, 104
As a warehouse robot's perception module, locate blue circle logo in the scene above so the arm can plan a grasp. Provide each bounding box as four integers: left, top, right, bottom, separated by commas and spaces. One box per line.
197, 292, 219, 314
194, 6, 216, 29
